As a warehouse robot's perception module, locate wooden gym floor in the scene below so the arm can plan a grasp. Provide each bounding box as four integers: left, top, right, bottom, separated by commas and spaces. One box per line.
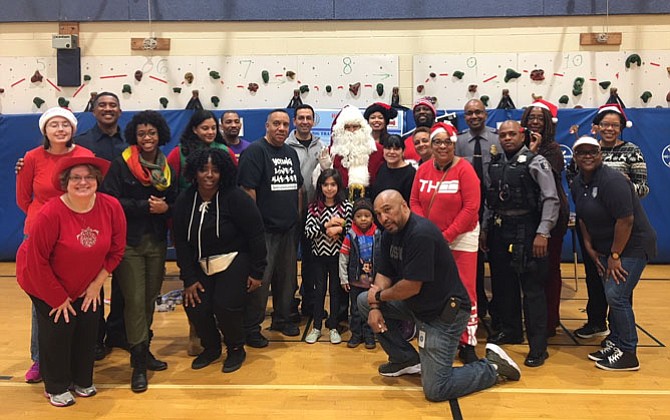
0, 261, 668, 419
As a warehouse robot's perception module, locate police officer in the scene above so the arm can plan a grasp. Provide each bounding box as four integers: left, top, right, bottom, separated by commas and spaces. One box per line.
480, 120, 559, 368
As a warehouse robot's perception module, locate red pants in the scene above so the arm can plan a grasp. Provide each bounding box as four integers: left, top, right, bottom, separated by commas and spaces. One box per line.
452, 250, 478, 346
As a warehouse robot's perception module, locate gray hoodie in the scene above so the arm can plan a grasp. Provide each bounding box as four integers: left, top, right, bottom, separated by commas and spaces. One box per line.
286, 130, 323, 206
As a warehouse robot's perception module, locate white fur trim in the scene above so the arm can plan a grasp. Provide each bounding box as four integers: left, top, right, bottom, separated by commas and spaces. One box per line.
348, 165, 370, 187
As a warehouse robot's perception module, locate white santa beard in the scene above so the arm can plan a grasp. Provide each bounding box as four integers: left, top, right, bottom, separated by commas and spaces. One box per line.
331, 128, 376, 169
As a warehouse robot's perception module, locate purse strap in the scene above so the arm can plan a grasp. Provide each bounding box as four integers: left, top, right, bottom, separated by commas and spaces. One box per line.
425, 159, 455, 219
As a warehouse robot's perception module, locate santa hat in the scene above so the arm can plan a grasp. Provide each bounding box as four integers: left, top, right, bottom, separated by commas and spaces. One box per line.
332, 105, 366, 131
39, 106, 78, 135
594, 103, 633, 128
413, 97, 437, 117
363, 102, 398, 123
430, 122, 458, 143
530, 99, 558, 123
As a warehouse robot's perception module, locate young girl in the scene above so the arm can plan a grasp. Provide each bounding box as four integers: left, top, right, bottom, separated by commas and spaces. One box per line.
304, 169, 352, 344
339, 199, 380, 349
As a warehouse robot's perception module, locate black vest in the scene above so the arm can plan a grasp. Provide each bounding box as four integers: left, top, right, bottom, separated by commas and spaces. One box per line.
486, 149, 540, 213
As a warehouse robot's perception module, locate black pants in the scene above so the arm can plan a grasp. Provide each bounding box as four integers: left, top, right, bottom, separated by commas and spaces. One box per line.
185, 253, 249, 352
488, 220, 548, 356
31, 295, 98, 395
98, 275, 127, 347
312, 255, 341, 330
575, 217, 608, 328
299, 233, 316, 313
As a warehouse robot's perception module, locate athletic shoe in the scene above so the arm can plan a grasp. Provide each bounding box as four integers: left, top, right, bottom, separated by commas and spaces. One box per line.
45, 391, 75, 407
364, 338, 377, 350
378, 359, 421, 377
595, 347, 640, 371
25, 361, 42, 383
588, 340, 616, 361
305, 328, 322, 344
485, 343, 521, 381
574, 323, 610, 339
71, 384, 97, 397
281, 323, 300, 337
329, 329, 342, 344
246, 332, 269, 348
347, 336, 362, 348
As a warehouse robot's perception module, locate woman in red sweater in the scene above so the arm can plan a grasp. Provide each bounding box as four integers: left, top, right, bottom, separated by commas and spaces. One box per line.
410, 122, 481, 363
15, 107, 94, 384
16, 156, 126, 407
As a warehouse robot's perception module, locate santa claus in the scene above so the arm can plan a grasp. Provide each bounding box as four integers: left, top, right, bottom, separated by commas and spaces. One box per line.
328, 105, 384, 200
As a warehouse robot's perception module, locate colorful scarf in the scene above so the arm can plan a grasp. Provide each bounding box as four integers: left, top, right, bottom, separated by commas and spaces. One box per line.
122, 145, 172, 191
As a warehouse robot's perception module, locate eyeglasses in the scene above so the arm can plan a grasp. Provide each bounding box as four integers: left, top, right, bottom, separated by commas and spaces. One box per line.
432, 140, 454, 147
574, 149, 600, 157
68, 175, 97, 183
598, 122, 621, 129
464, 110, 485, 117
46, 121, 72, 129
137, 130, 159, 138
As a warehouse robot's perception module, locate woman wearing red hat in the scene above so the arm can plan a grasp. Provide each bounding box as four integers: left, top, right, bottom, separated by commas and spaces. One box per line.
15, 107, 94, 385
410, 122, 481, 363
16, 156, 126, 407
520, 100, 569, 338
364, 102, 398, 145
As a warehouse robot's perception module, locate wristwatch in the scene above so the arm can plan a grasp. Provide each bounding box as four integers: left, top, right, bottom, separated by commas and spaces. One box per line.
610, 252, 621, 260
374, 290, 383, 303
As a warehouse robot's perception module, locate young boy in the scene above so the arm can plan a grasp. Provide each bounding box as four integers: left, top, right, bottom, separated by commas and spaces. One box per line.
339, 199, 380, 349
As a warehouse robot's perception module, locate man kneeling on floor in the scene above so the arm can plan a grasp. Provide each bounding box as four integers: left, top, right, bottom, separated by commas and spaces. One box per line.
358, 190, 520, 402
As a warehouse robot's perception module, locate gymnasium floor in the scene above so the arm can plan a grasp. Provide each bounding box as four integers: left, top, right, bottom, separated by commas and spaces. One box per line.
0, 262, 668, 419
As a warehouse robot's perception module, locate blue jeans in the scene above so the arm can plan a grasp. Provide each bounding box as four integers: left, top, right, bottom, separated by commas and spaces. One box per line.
598, 256, 646, 353
31, 304, 39, 362
358, 292, 498, 402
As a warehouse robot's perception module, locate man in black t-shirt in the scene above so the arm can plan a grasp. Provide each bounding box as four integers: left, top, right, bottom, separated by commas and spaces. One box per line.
238, 109, 304, 346
358, 190, 521, 402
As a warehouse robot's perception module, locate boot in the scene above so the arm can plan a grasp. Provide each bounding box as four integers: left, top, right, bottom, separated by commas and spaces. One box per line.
187, 321, 204, 357
147, 336, 168, 372
130, 343, 148, 393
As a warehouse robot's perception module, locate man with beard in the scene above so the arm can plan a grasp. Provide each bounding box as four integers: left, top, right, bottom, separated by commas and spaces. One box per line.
330, 105, 384, 201
403, 98, 437, 163
238, 109, 304, 345
220, 110, 250, 159
456, 99, 500, 332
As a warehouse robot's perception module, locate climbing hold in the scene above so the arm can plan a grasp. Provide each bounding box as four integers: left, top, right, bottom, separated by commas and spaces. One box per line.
173, 87, 182, 93
299, 84, 309, 94
391, 87, 400, 108
480, 95, 490, 107
83, 74, 91, 81
159, 97, 169, 108
429, 72, 436, 78
211, 96, 220, 107
625, 54, 642, 69
468, 84, 478, 93
530, 69, 545, 81
325, 85, 332, 93
286, 71, 296, 80
349, 82, 361, 96
453, 71, 465, 80
376, 83, 384, 96
31, 70, 43, 83
558, 95, 569, 104
247, 83, 259, 92
184, 72, 194, 84
416, 84, 424, 94
122, 84, 132, 94
640, 91, 652, 103
262, 70, 270, 84
504, 69, 521, 83
57, 97, 69, 107
33, 97, 45, 108
134, 70, 143, 82
209, 71, 221, 80
599, 81, 611, 90
572, 77, 585, 96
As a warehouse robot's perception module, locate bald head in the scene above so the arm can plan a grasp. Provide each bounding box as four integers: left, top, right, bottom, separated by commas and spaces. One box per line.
374, 190, 410, 233
463, 99, 487, 133
498, 120, 524, 153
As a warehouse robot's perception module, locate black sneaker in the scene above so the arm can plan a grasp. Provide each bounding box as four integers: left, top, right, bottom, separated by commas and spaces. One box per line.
223, 347, 246, 373
588, 340, 616, 361
246, 332, 269, 348
595, 347, 640, 371
574, 323, 610, 339
191, 349, 221, 370
458, 345, 479, 364
378, 359, 421, 377
485, 343, 521, 381
347, 336, 362, 348
94, 343, 107, 361
280, 323, 300, 337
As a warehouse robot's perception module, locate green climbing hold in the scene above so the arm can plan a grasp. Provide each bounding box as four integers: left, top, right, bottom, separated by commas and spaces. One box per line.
599, 81, 611, 90
480, 95, 490, 107
640, 91, 652, 103
173, 87, 182, 93
572, 77, 585, 96
453, 71, 465, 80
559, 95, 569, 104
262, 70, 269, 84
122, 84, 132, 94
33, 97, 45, 108
376, 83, 384, 96
159, 97, 169, 108
209, 71, 221, 80
504, 69, 521, 83
83, 75, 91, 82
299, 84, 309, 94
625, 54, 642, 69
325, 85, 332, 93
211, 96, 220, 107
57, 97, 69, 107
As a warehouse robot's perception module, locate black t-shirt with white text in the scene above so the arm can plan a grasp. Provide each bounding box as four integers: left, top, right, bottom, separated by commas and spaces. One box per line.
378, 214, 469, 322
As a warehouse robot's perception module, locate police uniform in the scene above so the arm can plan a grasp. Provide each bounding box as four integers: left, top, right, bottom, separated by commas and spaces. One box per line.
484, 145, 559, 359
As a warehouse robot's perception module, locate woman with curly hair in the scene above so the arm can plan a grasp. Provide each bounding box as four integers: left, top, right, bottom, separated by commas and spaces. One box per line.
101, 110, 177, 392
520, 99, 569, 338
167, 110, 237, 194
173, 148, 267, 373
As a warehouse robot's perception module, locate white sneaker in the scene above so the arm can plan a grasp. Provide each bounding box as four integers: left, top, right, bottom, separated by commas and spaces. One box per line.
72, 384, 97, 397
305, 328, 321, 344
329, 329, 342, 344
45, 390, 76, 407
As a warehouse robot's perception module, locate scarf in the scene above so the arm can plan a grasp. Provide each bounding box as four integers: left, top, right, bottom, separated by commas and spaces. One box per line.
122, 145, 172, 191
